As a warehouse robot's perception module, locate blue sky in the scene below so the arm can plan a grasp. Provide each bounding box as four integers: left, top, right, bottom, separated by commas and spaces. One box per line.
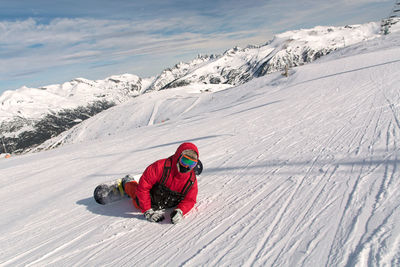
0, 0, 395, 94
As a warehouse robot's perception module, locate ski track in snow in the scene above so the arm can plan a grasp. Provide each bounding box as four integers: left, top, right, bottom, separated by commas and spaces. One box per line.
1, 33, 400, 266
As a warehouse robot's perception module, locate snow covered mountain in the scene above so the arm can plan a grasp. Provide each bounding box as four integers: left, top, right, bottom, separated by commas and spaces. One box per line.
0, 74, 153, 153
0, 25, 399, 266
154, 22, 381, 89
0, 74, 152, 122
0, 21, 395, 154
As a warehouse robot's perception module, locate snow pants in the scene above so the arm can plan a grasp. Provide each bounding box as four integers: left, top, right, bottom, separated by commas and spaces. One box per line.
124, 181, 141, 210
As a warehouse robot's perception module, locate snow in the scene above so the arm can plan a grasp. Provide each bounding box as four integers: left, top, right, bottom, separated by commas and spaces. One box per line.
1, 31, 400, 266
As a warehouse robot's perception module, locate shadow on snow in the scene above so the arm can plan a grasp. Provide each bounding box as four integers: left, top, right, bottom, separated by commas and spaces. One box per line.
76, 197, 144, 220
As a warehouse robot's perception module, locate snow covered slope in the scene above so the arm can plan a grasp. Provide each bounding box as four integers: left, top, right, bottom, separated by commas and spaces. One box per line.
33, 83, 232, 150
1, 31, 400, 267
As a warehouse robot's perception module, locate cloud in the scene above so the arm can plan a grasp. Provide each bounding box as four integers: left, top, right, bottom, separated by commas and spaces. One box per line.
340, 0, 392, 3
0, 15, 274, 82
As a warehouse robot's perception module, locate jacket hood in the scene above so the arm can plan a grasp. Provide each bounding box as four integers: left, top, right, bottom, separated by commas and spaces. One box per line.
173, 142, 199, 160
171, 142, 199, 177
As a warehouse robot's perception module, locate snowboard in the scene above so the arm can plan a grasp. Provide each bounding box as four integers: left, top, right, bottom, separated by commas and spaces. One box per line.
93, 175, 138, 205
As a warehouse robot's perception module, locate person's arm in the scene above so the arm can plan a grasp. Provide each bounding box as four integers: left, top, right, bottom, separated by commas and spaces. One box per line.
136, 160, 163, 213
177, 179, 198, 215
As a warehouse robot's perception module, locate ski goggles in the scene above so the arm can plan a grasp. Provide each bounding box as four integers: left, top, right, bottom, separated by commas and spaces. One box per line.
179, 154, 198, 169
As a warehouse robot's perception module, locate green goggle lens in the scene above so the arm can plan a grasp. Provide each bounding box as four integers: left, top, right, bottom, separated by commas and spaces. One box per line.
179, 154, 198, 169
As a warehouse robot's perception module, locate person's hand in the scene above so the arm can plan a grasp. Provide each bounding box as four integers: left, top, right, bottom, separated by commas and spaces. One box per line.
144, 209, 165, 222
170, 209, 183, 224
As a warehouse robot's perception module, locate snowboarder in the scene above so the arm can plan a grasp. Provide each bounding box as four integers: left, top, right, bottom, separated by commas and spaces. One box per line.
123, 142, 199, 224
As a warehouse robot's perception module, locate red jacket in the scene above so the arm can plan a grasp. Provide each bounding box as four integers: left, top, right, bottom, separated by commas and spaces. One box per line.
136, 142, 199, 215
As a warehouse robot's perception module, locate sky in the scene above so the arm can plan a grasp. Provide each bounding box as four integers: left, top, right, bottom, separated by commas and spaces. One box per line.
0, 0, 395, 94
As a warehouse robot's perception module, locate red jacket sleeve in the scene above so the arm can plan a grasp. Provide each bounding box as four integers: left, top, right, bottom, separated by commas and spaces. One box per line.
177, 179, 198, 215
136, 160, 164, 213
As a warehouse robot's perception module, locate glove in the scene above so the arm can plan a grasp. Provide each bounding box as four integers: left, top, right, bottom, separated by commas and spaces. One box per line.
144, 209, 165, 223
170, 209, 183, 224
